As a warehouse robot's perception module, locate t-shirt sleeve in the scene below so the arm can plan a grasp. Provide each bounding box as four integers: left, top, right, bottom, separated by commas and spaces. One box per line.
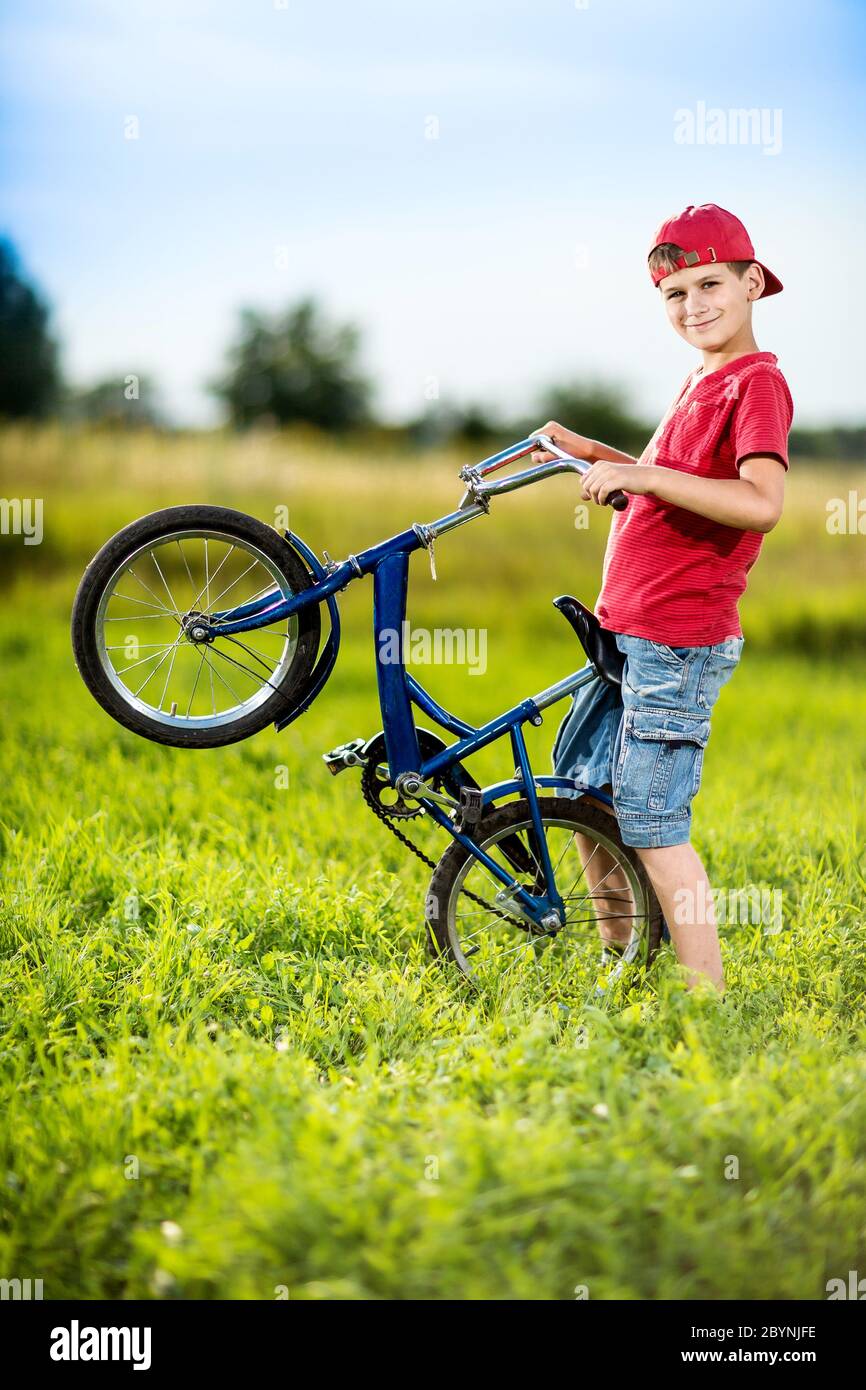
730, 369, 794, 471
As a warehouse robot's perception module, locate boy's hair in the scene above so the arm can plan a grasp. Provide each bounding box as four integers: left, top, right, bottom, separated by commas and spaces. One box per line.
648, 242, 754, 282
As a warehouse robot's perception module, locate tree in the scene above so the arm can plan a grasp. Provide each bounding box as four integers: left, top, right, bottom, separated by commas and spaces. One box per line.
407, 400, 502, 448
0, 239, 61, 418
528, 380, 651, 458
212, 297, 374, 431
65, 374, 166, 429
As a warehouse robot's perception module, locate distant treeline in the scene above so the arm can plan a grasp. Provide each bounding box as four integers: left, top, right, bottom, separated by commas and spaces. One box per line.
0, 237, 861, 461
787, 426, 866, 461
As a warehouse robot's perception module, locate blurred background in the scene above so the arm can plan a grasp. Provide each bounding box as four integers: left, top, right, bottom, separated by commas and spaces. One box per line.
2, 0, 866, 438
1, 0, 864, 656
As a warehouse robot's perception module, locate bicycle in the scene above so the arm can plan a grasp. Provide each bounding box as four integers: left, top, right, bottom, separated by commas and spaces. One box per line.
71, 434, 664, 991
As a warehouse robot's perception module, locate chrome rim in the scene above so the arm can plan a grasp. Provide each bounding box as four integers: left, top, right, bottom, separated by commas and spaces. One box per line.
445, 811, 648, 987
95, 529, 301, 731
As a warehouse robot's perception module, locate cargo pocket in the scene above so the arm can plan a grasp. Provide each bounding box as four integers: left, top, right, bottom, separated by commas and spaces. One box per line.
613, 706, 711, 813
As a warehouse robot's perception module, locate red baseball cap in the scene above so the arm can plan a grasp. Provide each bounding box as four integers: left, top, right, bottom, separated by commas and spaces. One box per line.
648, 203, 783, 298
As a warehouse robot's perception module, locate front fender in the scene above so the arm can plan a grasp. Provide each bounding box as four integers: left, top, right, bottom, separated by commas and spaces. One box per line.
273, 529, 341, 733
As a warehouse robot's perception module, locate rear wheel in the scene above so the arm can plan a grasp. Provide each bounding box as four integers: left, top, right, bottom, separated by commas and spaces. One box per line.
425, 795, 664, 994
71, 505, 321, 748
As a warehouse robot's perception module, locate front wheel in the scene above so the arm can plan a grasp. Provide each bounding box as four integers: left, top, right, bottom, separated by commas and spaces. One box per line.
425, 795, 664, 994
71, 505, 322, 748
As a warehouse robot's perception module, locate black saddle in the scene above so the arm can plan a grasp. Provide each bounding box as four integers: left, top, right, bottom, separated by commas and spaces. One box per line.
553, 595, 624, 688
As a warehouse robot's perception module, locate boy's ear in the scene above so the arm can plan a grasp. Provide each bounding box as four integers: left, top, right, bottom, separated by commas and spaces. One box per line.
745, 263, 765, 300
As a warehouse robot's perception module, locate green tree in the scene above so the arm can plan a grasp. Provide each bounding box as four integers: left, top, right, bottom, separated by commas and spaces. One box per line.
212, 298, 374, 431
529, 380, 651, 457
65, 374, 165, 429
0, 239, 61, 418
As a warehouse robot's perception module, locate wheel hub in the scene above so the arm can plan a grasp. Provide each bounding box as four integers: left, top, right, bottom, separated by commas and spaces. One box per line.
181, 610, 214, 644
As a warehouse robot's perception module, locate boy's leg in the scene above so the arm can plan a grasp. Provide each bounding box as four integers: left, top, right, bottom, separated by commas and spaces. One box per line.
571, 786, 635, 948
551, 678, 628, 950
634, 842, 724, 991
608, 633, 745, 992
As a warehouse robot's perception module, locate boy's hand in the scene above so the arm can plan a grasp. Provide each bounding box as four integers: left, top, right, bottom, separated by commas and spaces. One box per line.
530, 421, 596, 464
581, 461, 656, 506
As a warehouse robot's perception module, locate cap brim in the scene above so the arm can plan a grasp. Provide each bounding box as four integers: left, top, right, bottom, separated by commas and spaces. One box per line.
757, 262, 783, 298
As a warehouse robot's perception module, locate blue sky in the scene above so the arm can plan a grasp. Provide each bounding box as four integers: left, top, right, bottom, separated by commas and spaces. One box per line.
2, 0, 864, 427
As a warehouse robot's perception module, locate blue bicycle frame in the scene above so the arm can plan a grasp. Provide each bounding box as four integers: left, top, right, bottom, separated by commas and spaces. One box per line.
205, 434, 617, 932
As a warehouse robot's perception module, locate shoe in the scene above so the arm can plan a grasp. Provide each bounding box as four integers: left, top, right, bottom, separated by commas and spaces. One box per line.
596, 929, 641, 997
600, 930, 640, 968
600, 939, 627, 968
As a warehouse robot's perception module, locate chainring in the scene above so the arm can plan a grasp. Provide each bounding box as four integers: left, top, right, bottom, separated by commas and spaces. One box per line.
360, 728, 451, 819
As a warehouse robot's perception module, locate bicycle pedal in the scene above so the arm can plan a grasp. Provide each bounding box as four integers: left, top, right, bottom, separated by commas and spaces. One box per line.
453, 785, 484, 832
322, 737, 367, 775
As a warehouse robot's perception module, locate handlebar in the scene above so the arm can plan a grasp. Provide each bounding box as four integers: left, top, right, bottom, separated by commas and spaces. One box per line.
468, 434, 629, 512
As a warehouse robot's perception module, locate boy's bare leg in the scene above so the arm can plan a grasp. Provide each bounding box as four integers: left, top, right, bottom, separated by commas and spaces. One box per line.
571, 789, 634, 947
633, 842, 724, 991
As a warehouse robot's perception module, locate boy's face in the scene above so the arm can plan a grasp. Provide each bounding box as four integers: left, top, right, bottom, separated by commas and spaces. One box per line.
658, 261, 764, 351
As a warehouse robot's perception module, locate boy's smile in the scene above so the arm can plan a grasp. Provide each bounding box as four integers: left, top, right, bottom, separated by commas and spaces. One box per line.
659, 260, 764, 365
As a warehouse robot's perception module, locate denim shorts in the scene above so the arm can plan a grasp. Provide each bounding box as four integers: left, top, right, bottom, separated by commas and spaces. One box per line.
551, 633, 744, 848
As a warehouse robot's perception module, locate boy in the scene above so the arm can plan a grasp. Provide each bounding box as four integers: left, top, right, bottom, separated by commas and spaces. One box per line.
532, 203, 793, 992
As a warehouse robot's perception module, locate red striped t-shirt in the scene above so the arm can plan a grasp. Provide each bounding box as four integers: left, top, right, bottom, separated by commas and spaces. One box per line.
595, 350, 793, 645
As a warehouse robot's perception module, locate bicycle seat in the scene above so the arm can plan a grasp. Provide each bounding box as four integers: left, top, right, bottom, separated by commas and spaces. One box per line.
553, 595, 625, 688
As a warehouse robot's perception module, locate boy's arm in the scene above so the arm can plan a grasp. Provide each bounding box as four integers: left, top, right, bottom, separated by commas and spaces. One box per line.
650, 454, 786, 532
530, 421, 639, 467
587, 441, 639, 466
581, 454, 786, 533
530, 416, 788, 532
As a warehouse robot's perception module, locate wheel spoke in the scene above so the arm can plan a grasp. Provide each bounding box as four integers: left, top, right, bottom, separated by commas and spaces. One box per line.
114, 647, 173, 677
185, 647, 208, 718
131, 633, 186, 697
176, 539, 195, 594
199, 648, 244, 705
206, 558, 261, 611
207, 642, 283, 692
218, 634, 281, 674
125, 566, 179, 618
104, 611, 177, 620
217, 580, 281, 621
112, 589, 174, 615
157, 641, 181, 711
188, 539, 235, 614
150, 550, 180, 616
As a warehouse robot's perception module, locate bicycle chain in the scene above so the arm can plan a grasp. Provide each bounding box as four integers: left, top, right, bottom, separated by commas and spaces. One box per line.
359, 766, 527, 929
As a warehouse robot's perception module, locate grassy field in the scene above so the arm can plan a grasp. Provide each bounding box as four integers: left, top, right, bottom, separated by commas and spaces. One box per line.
1, 426, 865, 1299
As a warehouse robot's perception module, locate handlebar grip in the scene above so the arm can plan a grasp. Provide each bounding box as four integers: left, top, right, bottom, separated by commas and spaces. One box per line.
608, 490, 629, 512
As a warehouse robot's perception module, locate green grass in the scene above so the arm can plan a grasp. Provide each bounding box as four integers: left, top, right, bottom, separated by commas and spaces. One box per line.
1, 428, 865, 1299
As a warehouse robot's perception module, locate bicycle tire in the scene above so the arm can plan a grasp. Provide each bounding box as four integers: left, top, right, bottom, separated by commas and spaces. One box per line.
71, 505, 322, 748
